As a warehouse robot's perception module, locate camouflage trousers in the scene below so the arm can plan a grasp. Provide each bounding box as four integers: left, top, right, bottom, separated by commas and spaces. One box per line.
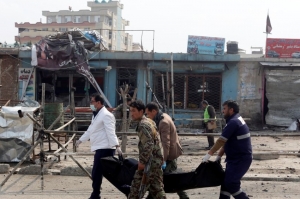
128, 169, 166, 199
146, 159, 189, 199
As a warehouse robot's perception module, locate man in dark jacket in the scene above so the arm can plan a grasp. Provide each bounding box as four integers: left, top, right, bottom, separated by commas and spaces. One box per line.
201, 100, 216, 150
145, 102, 189, 199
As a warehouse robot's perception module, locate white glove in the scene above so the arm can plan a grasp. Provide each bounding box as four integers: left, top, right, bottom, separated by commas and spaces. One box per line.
215, 155, 222, 162
116, 147, 122, 156
75, 140, 82, 148
202, 153, 211, 163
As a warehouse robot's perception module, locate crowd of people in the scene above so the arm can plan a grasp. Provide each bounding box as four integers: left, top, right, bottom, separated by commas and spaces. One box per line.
76, 93, 252, 199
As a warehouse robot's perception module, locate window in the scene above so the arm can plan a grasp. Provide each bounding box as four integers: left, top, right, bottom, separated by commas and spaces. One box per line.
65, 16, 72, 22
42, 28, 48, 31
104, 17, 109, 25
56, 16, 61, 23
59, 27, 68, 32
94, 16, 100, 22
109, 31, 112, 39
74, 16, 81, 23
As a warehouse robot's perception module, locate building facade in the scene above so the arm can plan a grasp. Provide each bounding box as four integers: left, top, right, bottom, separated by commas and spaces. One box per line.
15, 0, 132, 51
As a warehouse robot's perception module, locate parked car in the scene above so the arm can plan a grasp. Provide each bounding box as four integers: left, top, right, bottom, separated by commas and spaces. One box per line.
267, 50, 280, 58
291, 51, 300, 58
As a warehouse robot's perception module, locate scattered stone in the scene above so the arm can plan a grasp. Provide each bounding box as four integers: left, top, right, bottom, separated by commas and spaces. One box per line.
0, 164, 10, 174
253, 153, 279, 160
60, 166, 92, 176
18, 165, 48, 175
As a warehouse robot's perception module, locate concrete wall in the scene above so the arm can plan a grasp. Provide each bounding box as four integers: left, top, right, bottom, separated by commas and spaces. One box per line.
222, 64, 238, 103
237, 60, 263, 127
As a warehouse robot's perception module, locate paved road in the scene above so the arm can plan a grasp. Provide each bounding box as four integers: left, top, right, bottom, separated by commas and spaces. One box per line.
1, 174, 300, 199
2, 135, 300, 198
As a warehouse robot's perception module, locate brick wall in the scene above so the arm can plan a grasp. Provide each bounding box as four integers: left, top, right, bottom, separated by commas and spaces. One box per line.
0, 54, 19, 106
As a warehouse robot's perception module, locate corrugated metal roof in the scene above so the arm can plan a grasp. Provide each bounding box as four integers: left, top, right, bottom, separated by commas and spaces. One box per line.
260, 62, 300, 67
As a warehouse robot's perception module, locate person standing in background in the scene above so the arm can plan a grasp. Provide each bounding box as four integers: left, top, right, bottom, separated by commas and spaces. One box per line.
201, 100, 216, 150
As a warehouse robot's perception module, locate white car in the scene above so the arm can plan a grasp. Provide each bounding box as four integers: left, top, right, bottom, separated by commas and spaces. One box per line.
291, 51, 300, 58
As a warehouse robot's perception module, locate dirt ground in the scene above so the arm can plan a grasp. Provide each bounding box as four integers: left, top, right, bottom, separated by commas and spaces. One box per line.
1, 130, 300, 198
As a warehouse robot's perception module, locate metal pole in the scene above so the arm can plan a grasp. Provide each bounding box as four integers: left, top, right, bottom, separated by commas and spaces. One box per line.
161, 73, 166, 112
166, 69, 170, 114
40, 83, 45, 190
171, 53, 174, 119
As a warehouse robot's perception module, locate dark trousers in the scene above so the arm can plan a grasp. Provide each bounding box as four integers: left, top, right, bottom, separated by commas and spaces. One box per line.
205, 123, 215, 147
219, 157, 252, 199
90, 148, 115, 199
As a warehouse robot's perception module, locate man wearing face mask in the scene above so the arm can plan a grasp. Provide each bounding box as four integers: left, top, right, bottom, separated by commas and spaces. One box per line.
76, 94, 122, 199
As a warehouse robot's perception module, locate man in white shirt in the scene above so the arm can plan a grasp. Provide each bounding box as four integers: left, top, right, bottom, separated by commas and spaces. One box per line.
76, 94, 122, 199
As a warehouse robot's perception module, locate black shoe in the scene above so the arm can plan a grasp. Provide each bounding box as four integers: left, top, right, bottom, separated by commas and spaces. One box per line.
205, 146, 212, 150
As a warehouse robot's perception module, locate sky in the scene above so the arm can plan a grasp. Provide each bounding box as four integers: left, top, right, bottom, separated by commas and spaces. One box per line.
1, 0, 300, 53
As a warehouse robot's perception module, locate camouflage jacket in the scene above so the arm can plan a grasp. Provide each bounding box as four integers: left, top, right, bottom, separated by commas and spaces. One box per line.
136, 115, 164, 169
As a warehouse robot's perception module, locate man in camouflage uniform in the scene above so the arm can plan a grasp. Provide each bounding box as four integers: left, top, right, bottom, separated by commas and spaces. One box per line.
128, 100, 166, 199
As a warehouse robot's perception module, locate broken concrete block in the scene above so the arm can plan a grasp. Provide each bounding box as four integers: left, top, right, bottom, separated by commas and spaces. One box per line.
0, 164, 10, 174
18, 165, 48, 175
253, 153, 279, 160
60, 166, 92, 176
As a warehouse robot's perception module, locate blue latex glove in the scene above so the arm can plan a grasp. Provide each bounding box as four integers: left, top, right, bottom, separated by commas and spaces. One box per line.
162, 161, 166, 170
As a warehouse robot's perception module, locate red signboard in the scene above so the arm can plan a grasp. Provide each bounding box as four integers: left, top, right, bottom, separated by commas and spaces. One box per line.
266, 38, 300, 58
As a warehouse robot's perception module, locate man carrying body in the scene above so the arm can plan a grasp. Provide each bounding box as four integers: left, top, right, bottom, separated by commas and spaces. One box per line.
201, 100, 216, 150
76, 94, 122, 199
145, 102, 189, 199
128, 100, 166, 199
202, 100, 252, 199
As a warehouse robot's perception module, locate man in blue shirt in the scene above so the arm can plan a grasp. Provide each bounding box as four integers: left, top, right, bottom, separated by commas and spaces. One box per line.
201, 100, 252, 199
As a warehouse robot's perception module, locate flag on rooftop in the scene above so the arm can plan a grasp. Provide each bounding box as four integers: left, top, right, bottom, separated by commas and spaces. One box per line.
266, 14, 272, 34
